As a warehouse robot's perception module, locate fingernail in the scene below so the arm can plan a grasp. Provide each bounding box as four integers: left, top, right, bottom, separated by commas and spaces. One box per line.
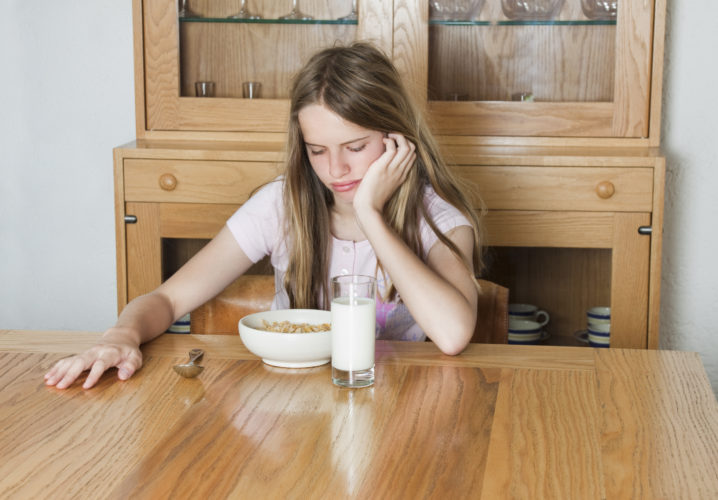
118, 369, 129, 379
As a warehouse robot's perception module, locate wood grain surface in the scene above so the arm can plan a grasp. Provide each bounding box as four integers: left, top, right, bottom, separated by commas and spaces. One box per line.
1, 330, 716, 499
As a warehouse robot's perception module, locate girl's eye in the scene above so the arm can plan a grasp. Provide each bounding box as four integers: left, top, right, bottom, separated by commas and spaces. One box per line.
348, 144, 366, 153
308, 148, 324, 156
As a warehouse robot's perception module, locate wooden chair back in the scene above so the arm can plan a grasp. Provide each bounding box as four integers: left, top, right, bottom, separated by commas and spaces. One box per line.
190, 275, 508, 344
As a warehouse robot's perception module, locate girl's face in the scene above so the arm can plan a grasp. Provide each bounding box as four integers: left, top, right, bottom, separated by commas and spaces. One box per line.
298, 103, 385, 205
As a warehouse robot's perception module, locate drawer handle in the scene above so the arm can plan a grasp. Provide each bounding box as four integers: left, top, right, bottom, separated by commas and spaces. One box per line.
595, 181, 615, 199
159, 173, 177, 191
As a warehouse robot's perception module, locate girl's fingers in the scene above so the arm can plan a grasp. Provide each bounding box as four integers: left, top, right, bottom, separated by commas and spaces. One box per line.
54, 357, 92, 389
82, 360, 108, 389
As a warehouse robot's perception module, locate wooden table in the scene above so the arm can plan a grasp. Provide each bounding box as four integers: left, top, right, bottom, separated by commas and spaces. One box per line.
1, 330, 717, 499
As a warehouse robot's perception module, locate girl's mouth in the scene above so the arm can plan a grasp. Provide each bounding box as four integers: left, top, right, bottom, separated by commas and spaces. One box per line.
331, 180, 361, 193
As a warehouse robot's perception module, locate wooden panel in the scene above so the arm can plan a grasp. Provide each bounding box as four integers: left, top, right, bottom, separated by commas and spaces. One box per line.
482, 368, 604, 498
393, 0, 428, 107
358, 0, 394, 53
457, 166, 654, 212
647, 158, 665, 348
611, 0, 654, 137
114, 150, 129, 312
125, 202, 162, 303
609, 212, 651, 348
429, 101, 614, 137
428, 24, 615, 102
143, 0, 180, 131
483, 211, 614, 248
596, 349, 718, 499
160, 203, 238, 239
124, 159, 282, 203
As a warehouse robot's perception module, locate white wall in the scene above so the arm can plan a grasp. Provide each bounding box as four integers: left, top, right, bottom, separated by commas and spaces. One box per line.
661, 1, 718, 397
1, 2, 134, 329
1, 2, 717, 396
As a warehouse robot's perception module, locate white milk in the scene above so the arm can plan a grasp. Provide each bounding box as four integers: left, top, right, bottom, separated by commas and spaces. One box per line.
331, 296, 375, 371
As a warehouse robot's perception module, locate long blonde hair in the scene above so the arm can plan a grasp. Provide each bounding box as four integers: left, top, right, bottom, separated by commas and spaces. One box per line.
283, 42, 483, 309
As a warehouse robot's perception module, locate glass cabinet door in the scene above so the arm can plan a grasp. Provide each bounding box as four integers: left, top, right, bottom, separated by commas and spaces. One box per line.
141, 0, 365, 133
424, 0, 656, 138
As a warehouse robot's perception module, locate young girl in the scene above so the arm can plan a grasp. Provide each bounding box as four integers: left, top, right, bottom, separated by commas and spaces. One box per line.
45, 42, 484, 390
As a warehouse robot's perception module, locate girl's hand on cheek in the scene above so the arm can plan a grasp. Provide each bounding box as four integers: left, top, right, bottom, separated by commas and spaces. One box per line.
353, 133, 416, 218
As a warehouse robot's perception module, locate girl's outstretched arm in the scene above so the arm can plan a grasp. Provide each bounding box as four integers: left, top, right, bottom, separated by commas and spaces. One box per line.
44, 227, 254, 389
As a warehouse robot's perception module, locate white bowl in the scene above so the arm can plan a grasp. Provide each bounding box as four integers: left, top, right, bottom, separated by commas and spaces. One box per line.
238, 309, 331, 368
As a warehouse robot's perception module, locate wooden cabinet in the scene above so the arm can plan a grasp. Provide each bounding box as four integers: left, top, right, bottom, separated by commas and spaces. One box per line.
134, 0, 665, 145
117, 0, 667, 348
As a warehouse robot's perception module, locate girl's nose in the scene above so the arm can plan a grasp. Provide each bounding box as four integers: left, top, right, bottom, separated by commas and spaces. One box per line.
328, 151, 349, 178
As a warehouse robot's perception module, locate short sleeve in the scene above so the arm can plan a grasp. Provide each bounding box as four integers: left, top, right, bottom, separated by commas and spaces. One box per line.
226, 179, 284, 263
419, 187, 472, 258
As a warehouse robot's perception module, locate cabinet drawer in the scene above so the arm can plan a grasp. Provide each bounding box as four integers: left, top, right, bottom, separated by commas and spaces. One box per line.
123, 159, 282, 203
455, 166, 654, 212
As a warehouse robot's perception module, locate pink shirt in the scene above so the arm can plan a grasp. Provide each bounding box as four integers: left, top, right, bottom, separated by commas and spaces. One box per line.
226, 178, 471, 341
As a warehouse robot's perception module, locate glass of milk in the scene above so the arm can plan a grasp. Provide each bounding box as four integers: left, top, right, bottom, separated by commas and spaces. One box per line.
331, 275, 376, 388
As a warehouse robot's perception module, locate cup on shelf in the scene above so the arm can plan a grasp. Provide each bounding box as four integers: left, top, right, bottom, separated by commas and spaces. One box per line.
195, 81, 215, 97
587, 322, 610, 347
587, 306, 610, 325
575, 306, 611, 345
508, 319, 548, 345
509, 303, 549, 327
168, 313, 191, 334
242, 81, 262, 99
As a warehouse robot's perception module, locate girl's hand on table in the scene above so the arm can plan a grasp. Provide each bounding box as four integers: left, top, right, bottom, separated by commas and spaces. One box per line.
44, 328, 143, 389
353, 132, 416, 221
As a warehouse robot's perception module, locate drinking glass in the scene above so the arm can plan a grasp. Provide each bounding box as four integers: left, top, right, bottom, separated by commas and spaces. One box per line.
338, 0, 358, 21
195, 81, 215, 97
229, 0, 261, 19
242, 81, 262, 99
501, 0, 565, 20
178, 0, 198, 18
580, 0, 617, 20
331, 275, 376, 388
280, 0, 313, 20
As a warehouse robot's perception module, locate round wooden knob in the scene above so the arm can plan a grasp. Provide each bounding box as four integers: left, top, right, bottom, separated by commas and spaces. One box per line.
159, 173, 177, 191
596, 181, 615, 199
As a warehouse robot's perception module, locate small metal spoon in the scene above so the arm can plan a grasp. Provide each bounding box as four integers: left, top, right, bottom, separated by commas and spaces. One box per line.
173, 348, 205, 378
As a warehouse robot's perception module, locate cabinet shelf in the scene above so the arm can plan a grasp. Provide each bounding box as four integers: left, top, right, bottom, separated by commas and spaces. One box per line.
179, 17, 358, 26
429, 19, 616, 26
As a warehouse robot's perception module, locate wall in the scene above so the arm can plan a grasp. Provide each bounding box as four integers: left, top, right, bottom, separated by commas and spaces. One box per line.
660, 0, 718, 397
0, 2, 134, 329
1, 2, 716, 396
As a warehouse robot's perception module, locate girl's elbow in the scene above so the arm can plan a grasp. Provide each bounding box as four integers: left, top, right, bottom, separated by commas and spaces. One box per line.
432, 327, 472, 356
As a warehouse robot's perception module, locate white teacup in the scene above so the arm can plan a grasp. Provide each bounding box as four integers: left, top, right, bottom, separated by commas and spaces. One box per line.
509, 303, 549, 327
587, 323, 610, 335
508, 319, 547, 345
587, 306, 610, 325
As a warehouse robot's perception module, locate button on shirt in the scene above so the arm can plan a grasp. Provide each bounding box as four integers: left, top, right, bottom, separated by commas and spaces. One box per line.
226, 178, 471, 341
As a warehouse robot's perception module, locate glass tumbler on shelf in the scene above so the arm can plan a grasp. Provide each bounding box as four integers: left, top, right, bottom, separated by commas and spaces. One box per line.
178, 0, 198, 18
430, 0, 486, 22
501, 0, 565, 21
229, 0, 261, 20
280, 0, 313, 20
338, 0, 358, 21
580, 0, 617, 20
